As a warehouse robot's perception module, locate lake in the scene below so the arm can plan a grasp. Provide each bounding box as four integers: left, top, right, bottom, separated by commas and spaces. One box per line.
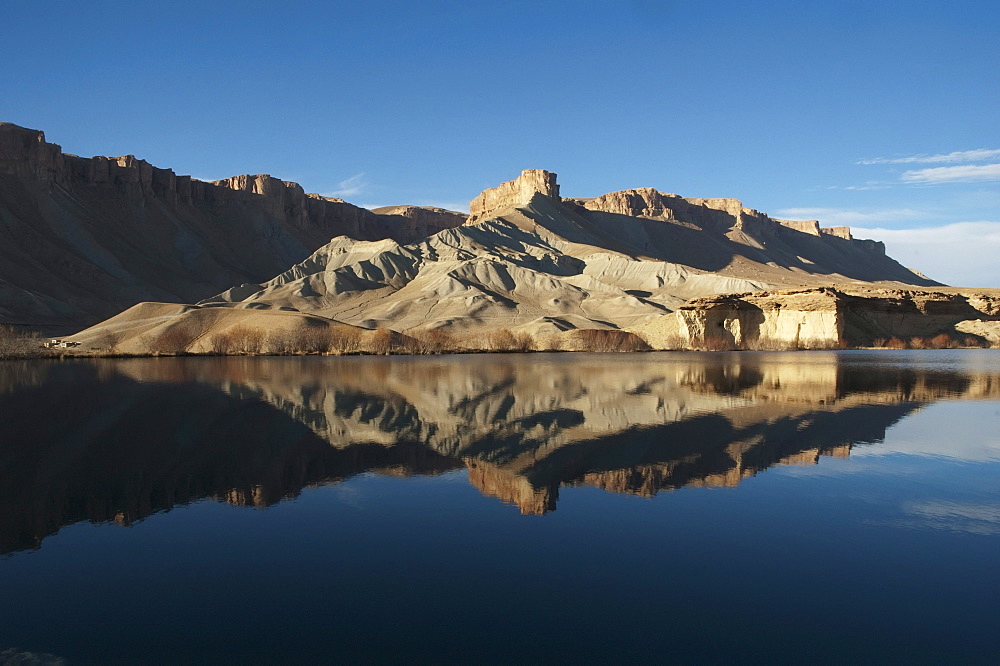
1, 351, 999, 664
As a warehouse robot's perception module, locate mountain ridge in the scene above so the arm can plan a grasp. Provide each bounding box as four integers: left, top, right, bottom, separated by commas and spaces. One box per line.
0, 122, 465, 330
64, 168, 971, 353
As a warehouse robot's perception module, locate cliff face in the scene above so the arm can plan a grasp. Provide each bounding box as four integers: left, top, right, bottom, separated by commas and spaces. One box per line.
583, 188, 877, 252
0, 123, 464, 329
468, 169, 559, 223
91, 167, 938, 345
635, 287, 1000, 349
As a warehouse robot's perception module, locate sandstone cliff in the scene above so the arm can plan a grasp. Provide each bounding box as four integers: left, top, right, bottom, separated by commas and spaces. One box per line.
468, 168, 559, 223
75, 167, 941, 348
633, 287, 1000, 349
0, 123, 464, 329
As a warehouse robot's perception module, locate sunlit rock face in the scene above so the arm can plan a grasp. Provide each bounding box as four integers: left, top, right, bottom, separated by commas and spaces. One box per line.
67, 167, 945, 349
468, 169, 559, 223
636, 287, 1000, 349
0, 123, 465, 329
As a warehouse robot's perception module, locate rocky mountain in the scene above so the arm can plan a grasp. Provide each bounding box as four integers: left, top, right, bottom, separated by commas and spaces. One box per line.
0, 123, 465, 330
70, 168, 953, 351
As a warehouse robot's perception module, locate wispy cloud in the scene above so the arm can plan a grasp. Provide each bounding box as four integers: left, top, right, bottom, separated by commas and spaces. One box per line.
859, 148, 1000, 165
357, 200, 470, 214
324, 172, 368, 198
901, 500, 1000, 535
900, 163, 1000, 184
775, 207, 929, 226
852, 221, 1000, 287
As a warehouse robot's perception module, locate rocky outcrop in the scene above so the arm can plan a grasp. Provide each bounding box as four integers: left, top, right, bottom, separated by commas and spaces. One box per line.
87, 167, 938, 343
468, 169, 559, 222
370, 204, 468, 234
585, 188, 868, 247
576, 188, 684, 221
634, 287, 1000, 349
0, 123, 464, 329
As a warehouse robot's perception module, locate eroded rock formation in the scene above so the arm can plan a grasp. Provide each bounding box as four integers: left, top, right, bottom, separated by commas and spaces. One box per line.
70, 168, 945, 348
634, 287, 1000, 349
0, 123, 464, 329
468, 169, 559, 223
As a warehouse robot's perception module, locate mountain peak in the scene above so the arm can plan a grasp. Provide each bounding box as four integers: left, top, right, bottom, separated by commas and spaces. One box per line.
469, 169, 559, 222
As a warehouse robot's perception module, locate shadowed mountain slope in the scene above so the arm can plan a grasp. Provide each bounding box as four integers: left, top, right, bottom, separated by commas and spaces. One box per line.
0, 123, 465, 330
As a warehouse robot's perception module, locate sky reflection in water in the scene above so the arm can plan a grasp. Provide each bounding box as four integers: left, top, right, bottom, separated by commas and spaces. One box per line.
1, 351, 998, 663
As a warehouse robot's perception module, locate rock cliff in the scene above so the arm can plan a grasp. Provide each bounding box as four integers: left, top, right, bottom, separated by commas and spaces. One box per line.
633, 287, 1000, 349
78, 167, 940, 346
468, 169, 559, 222
0, 123, 464, 329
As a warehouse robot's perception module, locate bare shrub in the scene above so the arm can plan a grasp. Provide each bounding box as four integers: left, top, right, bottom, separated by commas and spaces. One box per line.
414, 328, 455, 354
208, 330, 236, 355
298, 326, 331, 353
329, 325, 362, 353
740, 337, 792, 351
485, 329, 534, 352
872, 337, 889, 348
886, 337, 908, 349
537, 334, 563, 352
655, 334, 688, 350
574, 329, 650, 352
699, 336, 735, 351
929, 333, 954, 349
266, 331, 293, 355
0, 325, 34, 359
367, 327, 394, 354
962, 335, 987, 348
233, 326, 265, 354
209, 326, 265, 355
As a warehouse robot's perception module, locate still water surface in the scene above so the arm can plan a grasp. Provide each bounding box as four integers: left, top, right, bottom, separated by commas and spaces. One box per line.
1, 351, 999, 663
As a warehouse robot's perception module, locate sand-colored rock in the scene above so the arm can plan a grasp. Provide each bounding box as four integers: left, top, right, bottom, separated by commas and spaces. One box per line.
74, 168, 943, 350
0, 123, 464, 330
633, 286, 1000, 349
468, 169, 558, 223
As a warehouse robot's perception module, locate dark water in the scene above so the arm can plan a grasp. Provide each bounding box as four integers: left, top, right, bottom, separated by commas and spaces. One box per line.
1, 351, 999, 664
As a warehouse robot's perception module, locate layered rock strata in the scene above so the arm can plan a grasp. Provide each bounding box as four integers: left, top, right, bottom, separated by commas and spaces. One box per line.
468, 169, 559, 223
0, 123, 465, 328
634, 287, 1000, 349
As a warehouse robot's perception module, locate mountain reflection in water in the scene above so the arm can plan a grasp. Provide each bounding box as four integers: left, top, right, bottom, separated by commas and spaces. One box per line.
1, 352, 997, 554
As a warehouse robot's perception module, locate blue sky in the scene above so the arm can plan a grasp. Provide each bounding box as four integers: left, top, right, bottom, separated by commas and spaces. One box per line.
3, 1, 998, 286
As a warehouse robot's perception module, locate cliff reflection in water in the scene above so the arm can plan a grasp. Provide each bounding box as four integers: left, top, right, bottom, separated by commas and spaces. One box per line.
1, 352, 996, 553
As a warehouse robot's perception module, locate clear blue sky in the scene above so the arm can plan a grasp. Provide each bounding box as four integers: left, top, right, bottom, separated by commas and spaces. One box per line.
3, 1, 998, 286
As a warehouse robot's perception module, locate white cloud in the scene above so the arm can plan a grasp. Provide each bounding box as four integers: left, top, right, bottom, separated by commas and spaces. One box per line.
853, 221, 1000, 287
775, 207, 929, 226
324, 172, 368, 198
901, 163, 1000, 184
859, 148, 1000, 165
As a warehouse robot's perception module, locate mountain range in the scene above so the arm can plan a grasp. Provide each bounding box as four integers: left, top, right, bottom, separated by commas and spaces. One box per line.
3, 122, 998, 349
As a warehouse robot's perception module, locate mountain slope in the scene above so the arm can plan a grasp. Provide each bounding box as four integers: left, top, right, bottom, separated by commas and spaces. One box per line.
0, 123, 465, 329
187, 169, 937, 336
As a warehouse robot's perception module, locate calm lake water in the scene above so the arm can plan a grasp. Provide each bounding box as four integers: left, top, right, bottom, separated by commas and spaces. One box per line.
1, 351, 999, 664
